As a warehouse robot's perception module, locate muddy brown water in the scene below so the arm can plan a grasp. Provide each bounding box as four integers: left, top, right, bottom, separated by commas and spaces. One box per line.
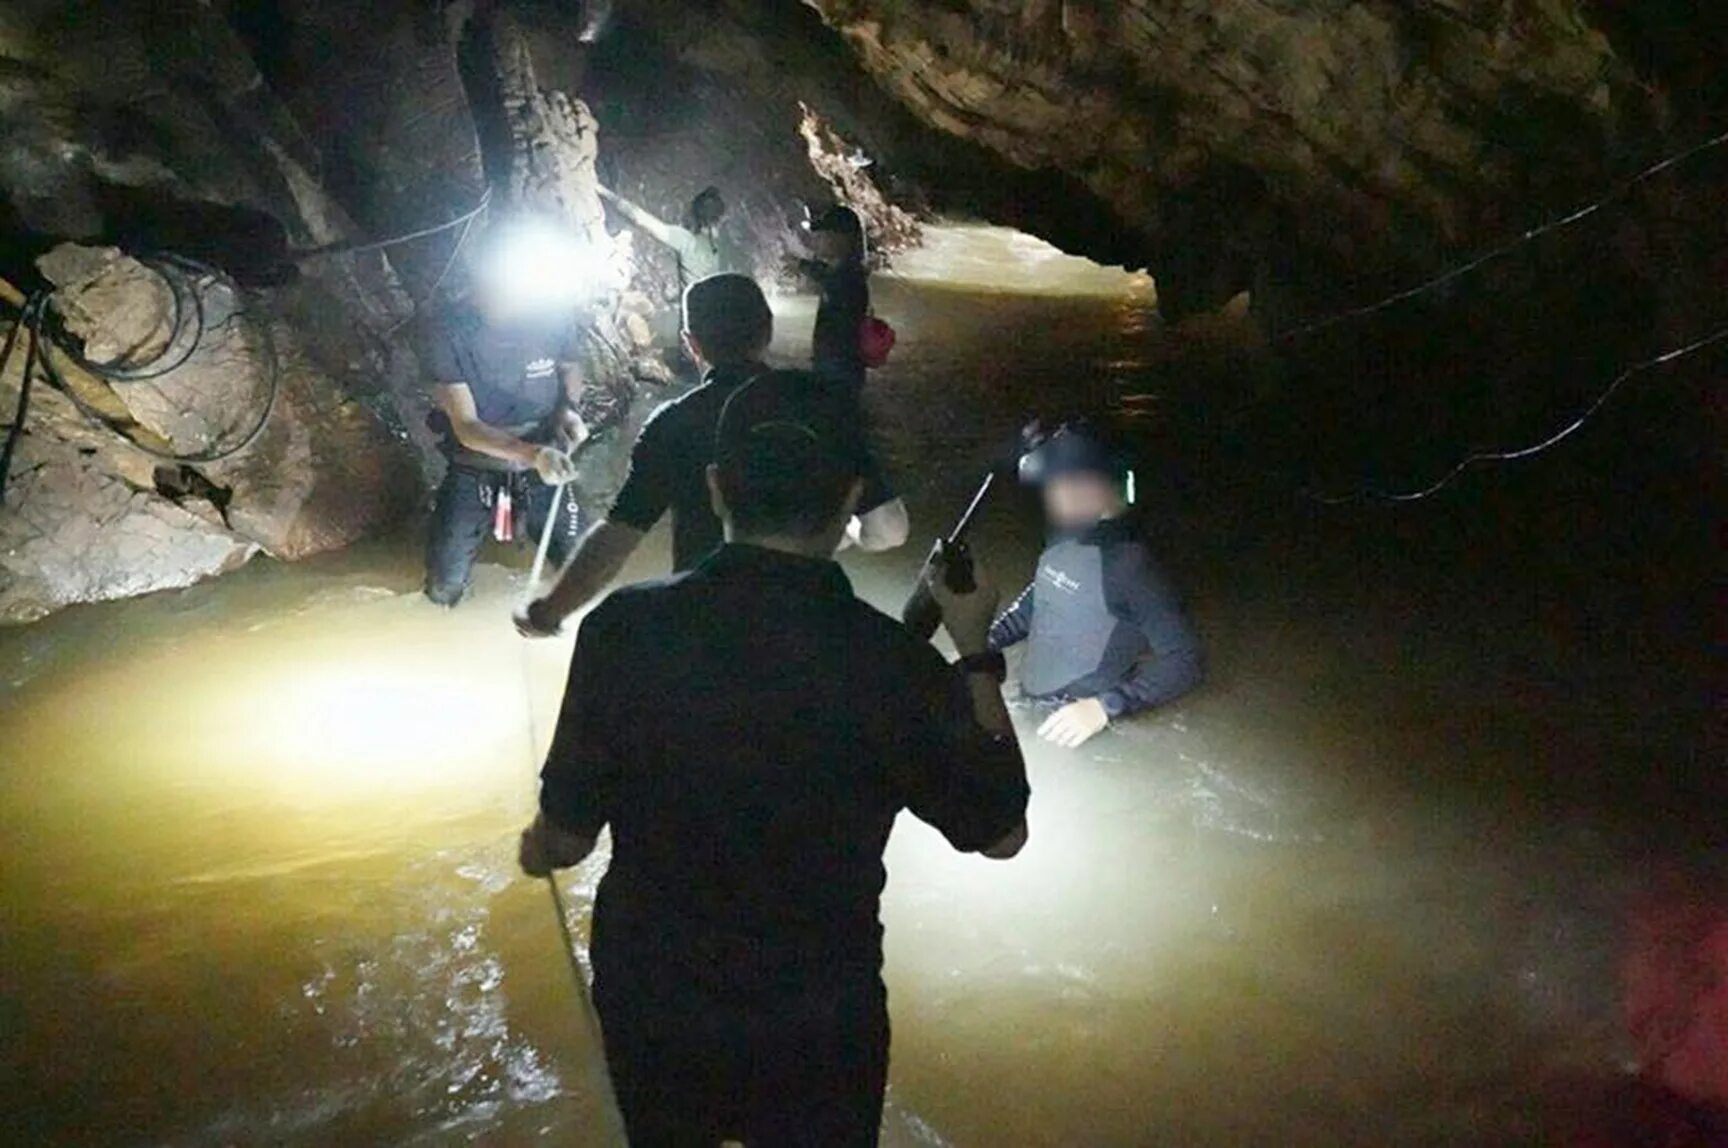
1, 226, 1718, 1146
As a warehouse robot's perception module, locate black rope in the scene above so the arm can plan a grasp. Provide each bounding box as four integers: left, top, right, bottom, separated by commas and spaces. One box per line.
0, 296, 41, 506
0, 257, 283, 505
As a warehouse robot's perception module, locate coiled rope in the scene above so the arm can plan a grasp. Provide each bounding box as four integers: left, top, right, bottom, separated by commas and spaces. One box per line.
0, 256, 280, 505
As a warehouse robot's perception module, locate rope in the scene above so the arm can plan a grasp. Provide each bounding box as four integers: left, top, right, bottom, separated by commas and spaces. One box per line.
292, 188, 493, 260
1280, 127, 1728, 343
383, 200, 485, 338
518, 481, 627, 1144
0, 256, 282, 505
33, 258, 282, 465
1302, 320, 1728, 504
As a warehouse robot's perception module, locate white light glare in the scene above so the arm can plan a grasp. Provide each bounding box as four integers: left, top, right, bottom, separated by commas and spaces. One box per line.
480, 219, 614, 312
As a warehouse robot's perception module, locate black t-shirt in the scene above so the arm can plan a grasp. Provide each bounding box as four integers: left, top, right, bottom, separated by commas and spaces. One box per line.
609, 363, 896, 571
810, 258, 869, 386
419, 307, 580, 461
539, 544, 1030, 1001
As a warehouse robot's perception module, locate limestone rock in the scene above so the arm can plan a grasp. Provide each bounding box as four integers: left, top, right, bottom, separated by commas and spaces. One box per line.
0, 243, 416, 619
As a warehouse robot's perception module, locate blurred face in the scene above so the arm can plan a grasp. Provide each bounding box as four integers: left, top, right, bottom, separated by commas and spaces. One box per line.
1042, 471, 1124, 529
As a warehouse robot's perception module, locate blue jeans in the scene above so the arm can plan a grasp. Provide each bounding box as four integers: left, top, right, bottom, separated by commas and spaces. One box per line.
423, 465, 584, 606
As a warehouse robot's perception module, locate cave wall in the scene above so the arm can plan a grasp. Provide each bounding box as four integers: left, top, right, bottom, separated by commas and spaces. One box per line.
0, 0, 419, 622
804, 0, 1684, 315
0, 0, 1720, 620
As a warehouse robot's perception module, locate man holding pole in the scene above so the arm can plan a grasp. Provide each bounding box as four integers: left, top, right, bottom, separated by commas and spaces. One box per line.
519, 370, 1029, 1146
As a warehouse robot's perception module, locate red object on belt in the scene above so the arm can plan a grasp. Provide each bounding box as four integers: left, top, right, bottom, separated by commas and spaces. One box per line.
493, 482, 514, 542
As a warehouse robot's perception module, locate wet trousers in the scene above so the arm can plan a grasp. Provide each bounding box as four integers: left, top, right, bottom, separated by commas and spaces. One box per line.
594, 978, 890, 1148
423, 464, 584, 606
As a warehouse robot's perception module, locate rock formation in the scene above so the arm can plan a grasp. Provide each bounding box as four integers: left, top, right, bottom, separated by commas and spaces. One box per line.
0, 0, 1721, 619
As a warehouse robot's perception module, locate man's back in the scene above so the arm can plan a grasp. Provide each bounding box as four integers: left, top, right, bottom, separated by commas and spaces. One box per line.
542, 544, 1027, 1001
609, 366, 900, 572
608, 365, 756, 571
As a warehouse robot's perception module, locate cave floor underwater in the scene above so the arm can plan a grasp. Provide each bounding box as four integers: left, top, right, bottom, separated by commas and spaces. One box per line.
0, 226, 1717, 1147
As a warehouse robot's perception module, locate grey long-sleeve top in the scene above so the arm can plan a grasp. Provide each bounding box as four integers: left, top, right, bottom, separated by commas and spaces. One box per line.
988, 513, 1204, 719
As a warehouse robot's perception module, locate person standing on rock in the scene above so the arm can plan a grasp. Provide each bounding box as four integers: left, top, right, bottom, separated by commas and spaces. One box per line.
795, 203, 871, 393
519, 370, 1029, 1146
599, 184, 730, 294
418, 244, 589, 608
515, 273, 909, 638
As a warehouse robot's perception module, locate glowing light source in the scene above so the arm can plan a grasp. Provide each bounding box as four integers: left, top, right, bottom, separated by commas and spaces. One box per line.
476, 218, 615, 313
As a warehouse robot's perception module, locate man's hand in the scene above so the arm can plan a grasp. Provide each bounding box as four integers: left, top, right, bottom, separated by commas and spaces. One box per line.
929, 553, 999, 655
533, 446, 580, 486
1037, 698, 1110, 748
518, 812, 596, 877
514, 596, 564, 639
560, 409, 592, 451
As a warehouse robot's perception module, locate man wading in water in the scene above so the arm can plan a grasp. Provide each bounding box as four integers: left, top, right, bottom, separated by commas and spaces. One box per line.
515, 274, 907, 637
794, 204, 870, 393
990, 421, 1204, 748
419, 235, 587, 607
519, 370, 1029, 1146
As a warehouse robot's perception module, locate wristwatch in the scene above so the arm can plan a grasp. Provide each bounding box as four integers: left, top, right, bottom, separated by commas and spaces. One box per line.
957, 650, 1007, 683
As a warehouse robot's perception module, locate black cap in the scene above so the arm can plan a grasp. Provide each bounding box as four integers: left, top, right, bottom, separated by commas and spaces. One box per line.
803, 204, 863, 237
1018, 420, 1130, 485
716, 370, 869, 481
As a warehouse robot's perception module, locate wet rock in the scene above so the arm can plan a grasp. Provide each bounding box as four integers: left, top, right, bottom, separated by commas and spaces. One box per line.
0, 243, 416, 620
0, 388, 256, 623
803, 0, 1670, 309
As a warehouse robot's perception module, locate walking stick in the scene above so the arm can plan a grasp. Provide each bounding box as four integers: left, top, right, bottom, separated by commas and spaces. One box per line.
520, 472, 627, 1144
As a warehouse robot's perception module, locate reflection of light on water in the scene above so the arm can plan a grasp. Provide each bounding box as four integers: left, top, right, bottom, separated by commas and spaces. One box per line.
885, 223, 1155, 298
218, 661, 519, 794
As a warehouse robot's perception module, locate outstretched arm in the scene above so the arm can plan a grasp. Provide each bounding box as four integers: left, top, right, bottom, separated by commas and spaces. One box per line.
598, 185, 678, 249
518, 519, 644, 636
900, 555, 1030, 861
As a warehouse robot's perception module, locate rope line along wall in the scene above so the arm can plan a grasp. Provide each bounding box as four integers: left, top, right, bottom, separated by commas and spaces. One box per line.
290, 189, 493, 260
1268, 127, 1728, 504
1280, 127, 1728, 343
1301, 320, 1728, 504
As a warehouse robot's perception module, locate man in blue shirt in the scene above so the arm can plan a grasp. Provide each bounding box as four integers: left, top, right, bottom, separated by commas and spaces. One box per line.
990, 422, 1205, 747
417, 268, 587, 607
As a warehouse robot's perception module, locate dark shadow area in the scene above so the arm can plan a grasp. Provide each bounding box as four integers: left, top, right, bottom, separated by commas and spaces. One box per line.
91, 183, 294, 287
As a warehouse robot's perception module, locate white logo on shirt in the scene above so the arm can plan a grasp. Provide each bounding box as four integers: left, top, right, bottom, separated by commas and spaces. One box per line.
525, 357, 557, 379
1040, 565, 1082, 594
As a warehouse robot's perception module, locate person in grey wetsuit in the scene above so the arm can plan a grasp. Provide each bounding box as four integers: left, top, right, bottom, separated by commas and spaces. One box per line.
989, 422, 1204, 748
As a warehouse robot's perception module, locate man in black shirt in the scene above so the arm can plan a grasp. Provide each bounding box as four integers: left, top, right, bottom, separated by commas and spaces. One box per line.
419, 274, 587, 607
519, 370, 1029, 1147
797, 204, 870, 392
515, 274, 907, 636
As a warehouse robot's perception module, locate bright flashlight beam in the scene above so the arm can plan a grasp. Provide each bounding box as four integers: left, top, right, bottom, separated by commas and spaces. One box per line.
480, 220, 614, 312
